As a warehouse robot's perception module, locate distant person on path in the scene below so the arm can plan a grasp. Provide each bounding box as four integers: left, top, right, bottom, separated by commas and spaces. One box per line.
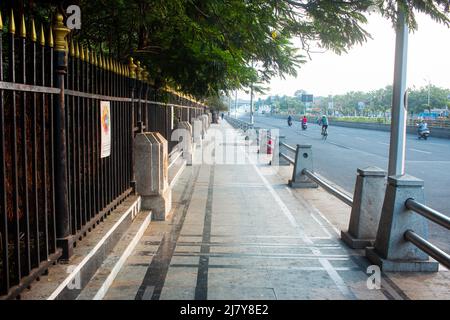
221, 113, 224, 120
321, 115, 328, 134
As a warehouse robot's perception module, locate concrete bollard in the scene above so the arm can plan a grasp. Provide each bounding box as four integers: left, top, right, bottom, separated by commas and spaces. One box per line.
270, 136, 290, 166
366, 175, 439, 272
193, 119, 203, 144
134, 132, 172, 221
176, 121, 193, 165
341, 167, 386, 249
288, 145, 318, 188
258, 129, 268, 154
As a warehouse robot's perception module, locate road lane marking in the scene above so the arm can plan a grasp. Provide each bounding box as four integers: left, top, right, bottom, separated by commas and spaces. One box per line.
356, 137, 366, 141
409, 148, 432, 154
378, 142, 389, 146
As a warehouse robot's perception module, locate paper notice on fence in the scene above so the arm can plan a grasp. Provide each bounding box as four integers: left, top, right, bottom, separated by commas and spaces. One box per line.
100, 101, 111, 158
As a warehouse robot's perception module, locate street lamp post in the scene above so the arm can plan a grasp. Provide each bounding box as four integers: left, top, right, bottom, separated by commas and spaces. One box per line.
388, 8, 409, 177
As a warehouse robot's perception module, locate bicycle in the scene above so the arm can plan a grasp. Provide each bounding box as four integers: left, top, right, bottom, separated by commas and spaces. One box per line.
321, 126, 328, 140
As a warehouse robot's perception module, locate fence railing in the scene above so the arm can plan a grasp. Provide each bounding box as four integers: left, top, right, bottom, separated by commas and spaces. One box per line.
404, 199, 450, 269
0, 10, 206, 299
224, 116, 253, 131
276, 140, 449, 269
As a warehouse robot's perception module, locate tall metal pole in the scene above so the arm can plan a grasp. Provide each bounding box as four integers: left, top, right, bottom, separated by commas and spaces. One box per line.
234, 90, 237, 118
249, 84, 254, 125
388, 8, 409, 176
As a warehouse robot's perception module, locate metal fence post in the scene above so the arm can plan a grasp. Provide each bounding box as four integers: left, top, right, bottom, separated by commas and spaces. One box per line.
53, 14, 72, 259
366, 175, 438, 272
129, 58, 137, 192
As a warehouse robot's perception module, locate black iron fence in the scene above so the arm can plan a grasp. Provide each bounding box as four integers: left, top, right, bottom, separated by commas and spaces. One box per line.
0, 10, 206, 299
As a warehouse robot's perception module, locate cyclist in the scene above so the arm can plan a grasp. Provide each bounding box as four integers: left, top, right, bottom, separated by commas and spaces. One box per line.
321, 115, 328, 135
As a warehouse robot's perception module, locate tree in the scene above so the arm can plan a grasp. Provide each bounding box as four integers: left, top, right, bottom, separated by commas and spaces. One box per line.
4, 1, 449, 101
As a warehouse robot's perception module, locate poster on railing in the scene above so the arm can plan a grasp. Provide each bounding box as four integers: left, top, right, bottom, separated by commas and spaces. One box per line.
100, 101, 111, 158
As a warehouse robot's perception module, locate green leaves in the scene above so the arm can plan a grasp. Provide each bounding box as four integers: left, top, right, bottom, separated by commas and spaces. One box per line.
29, 0, 447, 101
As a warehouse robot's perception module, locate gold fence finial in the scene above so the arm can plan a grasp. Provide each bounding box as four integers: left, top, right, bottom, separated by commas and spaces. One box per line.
53, 13, 70, 52
75, 42, 80, 58
69, 39, 75, 56
129, 57, 137, 79
84, 46, 89, 62
31, 19, 37, 42
39, 24, 45, 46
0, 10, 3, 31
48, 25, 54, 47
20, 14, 26, 38
9, 10, 15, 34
90, 50, 94, 65
136, 61, 142, 80
80, 44, 85, 61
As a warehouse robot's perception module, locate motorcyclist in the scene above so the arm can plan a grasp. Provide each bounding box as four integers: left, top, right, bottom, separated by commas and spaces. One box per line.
418, 120, 428, 132
301, 115, 307, 125
287, 115, 293, 126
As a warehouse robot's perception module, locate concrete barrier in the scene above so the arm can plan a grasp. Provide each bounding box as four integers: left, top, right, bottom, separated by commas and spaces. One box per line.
341, 167, 386, 249
134, 132, 172, 221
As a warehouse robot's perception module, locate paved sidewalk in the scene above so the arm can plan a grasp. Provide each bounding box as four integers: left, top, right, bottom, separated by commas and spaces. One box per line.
103, 120, 450, 300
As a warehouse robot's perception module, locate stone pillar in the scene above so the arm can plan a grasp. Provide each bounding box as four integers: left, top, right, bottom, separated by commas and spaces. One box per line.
176, 121, 193, 165
289, 145, 318, 188
366, 175, 438, 272
134, 132, 172, 221
270, 136, 290, 166
258, 129, 268, 154
341, 167, 386, 249
193, 119, 202, 144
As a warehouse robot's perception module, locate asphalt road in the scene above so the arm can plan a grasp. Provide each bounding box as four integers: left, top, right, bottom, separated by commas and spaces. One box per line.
240, 114, 450, 253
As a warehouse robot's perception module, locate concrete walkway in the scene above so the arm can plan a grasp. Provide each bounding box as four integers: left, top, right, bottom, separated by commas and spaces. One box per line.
102, 120, 450, 300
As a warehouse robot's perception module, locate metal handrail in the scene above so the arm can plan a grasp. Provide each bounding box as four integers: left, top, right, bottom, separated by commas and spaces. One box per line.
405, 199, 450, 230
404, 230, 450, 269
280, 153, 295, 165
303, 169, 353, 207
403, 198, 450, 268
280, 142, 296, 153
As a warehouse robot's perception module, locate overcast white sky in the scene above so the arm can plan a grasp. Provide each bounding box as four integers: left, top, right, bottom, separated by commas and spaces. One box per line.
244, 11, 450, 100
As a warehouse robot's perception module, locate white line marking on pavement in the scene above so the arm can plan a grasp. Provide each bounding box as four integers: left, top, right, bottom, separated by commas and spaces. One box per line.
409, 148, 432, 154
356, 137, 366, 141
93, 211, 152, 300
378, 142, 389, 146
243, 142, 355, 299
47, 197, 142, 300
310, 214, 332, 238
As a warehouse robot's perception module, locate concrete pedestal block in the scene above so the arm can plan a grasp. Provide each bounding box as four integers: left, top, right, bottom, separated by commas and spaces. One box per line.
288, 145, 318, 188
176, 121, 193, 165
258, 129, 269, 154
199, 115, 208, 137
365, 175, 438, 272
341, 166, 386, 249
270, 137, 290, 166
141, 187, 172, 221
134, 132, 172, 221
193, 119, 202, 144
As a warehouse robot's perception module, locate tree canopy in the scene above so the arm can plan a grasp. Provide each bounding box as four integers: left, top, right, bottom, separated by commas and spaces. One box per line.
4, 1, 450, 101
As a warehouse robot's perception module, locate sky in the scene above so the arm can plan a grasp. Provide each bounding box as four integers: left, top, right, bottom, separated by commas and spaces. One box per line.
245, 11, 450, 101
